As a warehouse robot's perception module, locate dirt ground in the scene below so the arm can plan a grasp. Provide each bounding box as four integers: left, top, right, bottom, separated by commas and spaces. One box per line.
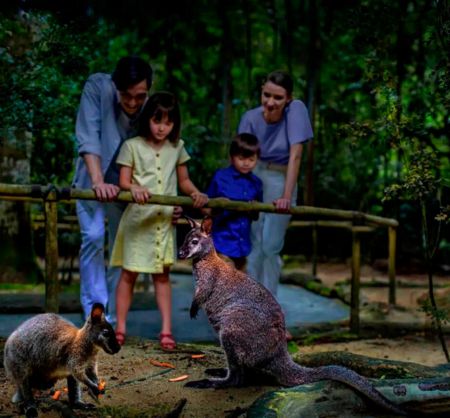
0, 261, 449, 418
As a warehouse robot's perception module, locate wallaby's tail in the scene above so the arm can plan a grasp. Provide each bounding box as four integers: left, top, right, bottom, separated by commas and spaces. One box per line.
303, 365, 407, 416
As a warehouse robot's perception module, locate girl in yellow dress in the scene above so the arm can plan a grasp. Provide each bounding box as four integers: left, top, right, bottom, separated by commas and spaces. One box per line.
110, 92, 208, 349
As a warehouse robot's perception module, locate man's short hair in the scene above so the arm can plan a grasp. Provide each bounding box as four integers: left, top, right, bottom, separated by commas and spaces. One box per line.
112, 56, 153, 91
230, 133, 260, 158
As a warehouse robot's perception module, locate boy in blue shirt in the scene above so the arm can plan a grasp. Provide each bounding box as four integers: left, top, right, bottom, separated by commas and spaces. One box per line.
206, 133, 263, 270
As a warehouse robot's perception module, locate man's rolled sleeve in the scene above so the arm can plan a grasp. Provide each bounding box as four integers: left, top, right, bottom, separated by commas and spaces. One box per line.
76, 77, 103, 157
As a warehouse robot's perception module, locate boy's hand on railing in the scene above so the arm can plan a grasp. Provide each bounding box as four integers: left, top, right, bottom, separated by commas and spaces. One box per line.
190, 192, 209, 208
130, 185, 151, 204
92, 182, 120, 202
172, 206, 183, 224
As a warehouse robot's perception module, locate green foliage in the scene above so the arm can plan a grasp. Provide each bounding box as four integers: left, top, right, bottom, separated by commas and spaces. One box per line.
384, 148, 439, 202
0, 13, 92, 184
0, 1, 448, 264
420, 297, 449, 325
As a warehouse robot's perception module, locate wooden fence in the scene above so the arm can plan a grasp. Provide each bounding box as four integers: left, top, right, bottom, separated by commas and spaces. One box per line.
0, 183, 399, 334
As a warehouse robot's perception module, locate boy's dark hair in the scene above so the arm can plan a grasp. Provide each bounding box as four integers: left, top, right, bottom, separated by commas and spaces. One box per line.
230, 133, 260, 158
112, 56, 153, 91
138, 91, 181, 144
265, 70, 293, 96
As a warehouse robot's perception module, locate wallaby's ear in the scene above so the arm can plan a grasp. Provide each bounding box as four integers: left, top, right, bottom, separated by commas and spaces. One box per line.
91, 303, 105, 324
201, 216, 213, 235
184, 215, 200, 229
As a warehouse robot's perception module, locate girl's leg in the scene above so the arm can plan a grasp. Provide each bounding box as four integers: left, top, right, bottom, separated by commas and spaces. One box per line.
115, 268, 139, 338
152, 267, 175, 348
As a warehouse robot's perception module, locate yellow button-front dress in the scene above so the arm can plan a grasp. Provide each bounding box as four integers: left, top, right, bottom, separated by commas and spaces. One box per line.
110, 136, 190, 273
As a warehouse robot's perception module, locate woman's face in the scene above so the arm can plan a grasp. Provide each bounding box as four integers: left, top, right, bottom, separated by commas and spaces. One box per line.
261, 81, 291, 123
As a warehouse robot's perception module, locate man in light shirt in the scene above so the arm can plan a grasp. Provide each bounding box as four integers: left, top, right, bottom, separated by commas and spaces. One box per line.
73, 56, 153, 324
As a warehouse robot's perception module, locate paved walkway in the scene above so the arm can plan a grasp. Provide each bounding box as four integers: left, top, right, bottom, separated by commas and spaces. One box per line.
0, 273, 349, 342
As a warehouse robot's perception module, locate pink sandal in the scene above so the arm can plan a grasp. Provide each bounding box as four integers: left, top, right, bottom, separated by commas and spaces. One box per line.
159, 333, 177, 350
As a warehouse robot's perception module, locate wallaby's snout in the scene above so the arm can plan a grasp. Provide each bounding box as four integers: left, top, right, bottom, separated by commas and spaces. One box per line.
178, 236, 193, 259
178, 229, 205, 259
94, 321, 121, 354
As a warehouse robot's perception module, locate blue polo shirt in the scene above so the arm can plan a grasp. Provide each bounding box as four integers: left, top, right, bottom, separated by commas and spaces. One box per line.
207, 165, 263, 258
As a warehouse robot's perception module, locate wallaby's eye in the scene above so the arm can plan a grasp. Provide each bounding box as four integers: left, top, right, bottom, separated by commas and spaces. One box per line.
102, 328, 110, 336
191, 238, 199, 245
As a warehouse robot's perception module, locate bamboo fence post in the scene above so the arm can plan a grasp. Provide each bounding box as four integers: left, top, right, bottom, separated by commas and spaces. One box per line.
388, 225, 397, 306
44, 192, 59, 313
312, 222, 318, 276
350, 229, 361, 334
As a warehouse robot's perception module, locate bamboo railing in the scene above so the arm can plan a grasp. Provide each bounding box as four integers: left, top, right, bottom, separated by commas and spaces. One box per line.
0, 183, 399, 334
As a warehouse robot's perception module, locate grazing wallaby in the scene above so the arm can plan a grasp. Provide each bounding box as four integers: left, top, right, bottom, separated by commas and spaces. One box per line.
178, 217, 406, 415
4, 303, 120, 417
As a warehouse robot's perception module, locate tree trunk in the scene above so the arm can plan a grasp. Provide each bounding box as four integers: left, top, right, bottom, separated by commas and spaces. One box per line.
0, 131, 40, 283
304, 0, 320, 206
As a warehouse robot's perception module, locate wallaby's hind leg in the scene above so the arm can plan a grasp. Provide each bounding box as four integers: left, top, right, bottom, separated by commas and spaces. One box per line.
185, 363, 245, 388
19, 379, 38, 418
204, 368, 227, 377
186, 332, 247, 389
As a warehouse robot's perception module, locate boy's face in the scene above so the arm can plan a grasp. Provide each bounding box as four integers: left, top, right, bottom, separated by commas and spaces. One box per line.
231, 154, 258, 175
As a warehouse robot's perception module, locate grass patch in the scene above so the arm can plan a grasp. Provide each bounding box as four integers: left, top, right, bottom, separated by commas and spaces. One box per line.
298, 330, 359, 346
0, 283, 44, 292
0, 282, 80, 294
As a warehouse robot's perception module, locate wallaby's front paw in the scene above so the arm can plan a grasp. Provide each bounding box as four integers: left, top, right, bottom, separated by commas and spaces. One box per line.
185, 378, 215, 389
86, 386, 101, 404
71, 400, 96, 410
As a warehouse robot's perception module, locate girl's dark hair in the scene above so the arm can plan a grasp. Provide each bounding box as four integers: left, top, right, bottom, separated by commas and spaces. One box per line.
230, 133, 260, 158
138, 91, 181, 144
264, 70, 293, 95
112, 56, 153, 91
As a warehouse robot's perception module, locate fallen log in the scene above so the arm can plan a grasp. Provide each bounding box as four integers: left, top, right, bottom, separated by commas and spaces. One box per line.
247, 351, 450, 417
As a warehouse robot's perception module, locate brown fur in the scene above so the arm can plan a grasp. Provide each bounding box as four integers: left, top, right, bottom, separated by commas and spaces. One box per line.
4, 303, 120, 417
178, 217, 406, 415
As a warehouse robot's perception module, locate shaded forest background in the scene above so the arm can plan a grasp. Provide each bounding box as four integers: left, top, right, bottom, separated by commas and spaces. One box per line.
0, 0, 449, 271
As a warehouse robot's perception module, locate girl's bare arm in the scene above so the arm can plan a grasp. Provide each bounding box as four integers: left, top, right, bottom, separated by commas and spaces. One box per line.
119, 165, 150, 204
177, 164, 208, 208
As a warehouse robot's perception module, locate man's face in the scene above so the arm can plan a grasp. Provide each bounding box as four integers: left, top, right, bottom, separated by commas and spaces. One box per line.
118, 80, 148, 115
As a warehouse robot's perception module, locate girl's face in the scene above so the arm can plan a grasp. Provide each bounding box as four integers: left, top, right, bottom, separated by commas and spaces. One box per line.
149, 114, 174, 142
261, 81, 291, 124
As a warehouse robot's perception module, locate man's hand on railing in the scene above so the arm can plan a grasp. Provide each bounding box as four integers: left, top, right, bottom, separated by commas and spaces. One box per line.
92, 182, 120, 202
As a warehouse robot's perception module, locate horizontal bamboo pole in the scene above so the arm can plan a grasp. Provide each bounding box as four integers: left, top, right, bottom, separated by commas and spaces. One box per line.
0, 183, 399, 228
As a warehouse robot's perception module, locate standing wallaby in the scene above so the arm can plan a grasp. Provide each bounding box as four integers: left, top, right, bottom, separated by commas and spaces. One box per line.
178, 217, 406, 416
4, 303, 121, 417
